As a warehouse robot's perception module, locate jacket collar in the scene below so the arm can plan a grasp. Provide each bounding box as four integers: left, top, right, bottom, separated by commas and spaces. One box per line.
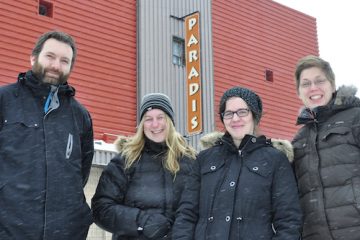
17, 71, 75, 98
199, 131, 294, 161
220, 132, 269, 154
144, 136, 168, 155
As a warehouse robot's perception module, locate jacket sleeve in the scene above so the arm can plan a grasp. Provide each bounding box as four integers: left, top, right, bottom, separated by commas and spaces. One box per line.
0, 91, 3, 131
91, 156, 141, 237
81, 111, 94, 186
0, 109, 2, 131
271, 151, 302, 240
172, 157, 200, 240
354, 110, 360, 147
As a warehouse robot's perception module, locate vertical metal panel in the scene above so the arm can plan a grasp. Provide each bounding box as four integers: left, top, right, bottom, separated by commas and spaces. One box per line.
137, 0, 214, 150
212, 0, 318, 140
0, 0, 137, 141
92, 140, 117, 166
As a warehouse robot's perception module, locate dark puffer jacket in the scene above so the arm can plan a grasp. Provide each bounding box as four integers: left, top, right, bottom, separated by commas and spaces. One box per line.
195, 132, 302, 240
292, 86, 360, 240
0, 71, 94, 239
92, 137, 198, 240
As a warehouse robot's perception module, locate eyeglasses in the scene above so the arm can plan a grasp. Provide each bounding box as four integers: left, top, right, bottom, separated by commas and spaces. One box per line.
222, 108, 250, 120
300, 79, 328, 89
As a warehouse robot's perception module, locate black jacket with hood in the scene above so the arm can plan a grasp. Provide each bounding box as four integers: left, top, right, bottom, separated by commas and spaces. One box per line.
92, 137, 198, 240
292, 86, 360, 240
0, 71, 94, 240
194, 132, 302, 240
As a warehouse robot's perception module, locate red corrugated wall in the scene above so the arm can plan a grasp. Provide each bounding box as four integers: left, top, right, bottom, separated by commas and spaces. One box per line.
212, 0, 319, 140
0, 0, 137, 141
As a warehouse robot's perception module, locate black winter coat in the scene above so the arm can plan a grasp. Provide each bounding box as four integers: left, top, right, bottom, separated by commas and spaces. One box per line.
92, 138, 198, 240
0, 71, 94, 239
195, 133, 302, 240
292, 86, 360, 240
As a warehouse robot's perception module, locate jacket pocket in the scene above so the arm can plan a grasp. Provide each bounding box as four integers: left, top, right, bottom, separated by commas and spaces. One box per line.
321, 126, 353, 145
244, 160, 272, 178
292, 139, 307, 160
200, 159, 225, 175
0, 116, 40, 148
0, 115, 39, 138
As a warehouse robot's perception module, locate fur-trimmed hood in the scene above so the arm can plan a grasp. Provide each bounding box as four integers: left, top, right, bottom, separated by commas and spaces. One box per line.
334, 85, 359, 106
199, 131, 294, 162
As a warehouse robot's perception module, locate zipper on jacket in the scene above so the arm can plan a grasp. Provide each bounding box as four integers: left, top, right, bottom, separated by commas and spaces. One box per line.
313, 122, 332, 232
234, 149, 244, 238
42, 117, 49, 239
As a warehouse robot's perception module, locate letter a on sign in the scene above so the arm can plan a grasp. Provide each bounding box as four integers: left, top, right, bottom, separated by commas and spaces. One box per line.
185, 12, 202, 135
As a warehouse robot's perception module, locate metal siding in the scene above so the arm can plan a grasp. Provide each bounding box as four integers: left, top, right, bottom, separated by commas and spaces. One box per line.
212, 0, 318, 140
137, 0, 214, 149
0, 0, 137, 141
93, 141, 117, 166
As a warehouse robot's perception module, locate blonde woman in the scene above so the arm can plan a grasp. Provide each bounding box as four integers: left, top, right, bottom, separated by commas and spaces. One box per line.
92, 93, 198, 240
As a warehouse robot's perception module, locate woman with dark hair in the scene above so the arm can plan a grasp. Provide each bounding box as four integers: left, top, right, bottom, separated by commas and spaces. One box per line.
194, 86, 302, 240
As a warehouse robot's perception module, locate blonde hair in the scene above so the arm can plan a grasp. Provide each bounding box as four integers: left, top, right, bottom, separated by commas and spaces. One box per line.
121, 115, 196, 175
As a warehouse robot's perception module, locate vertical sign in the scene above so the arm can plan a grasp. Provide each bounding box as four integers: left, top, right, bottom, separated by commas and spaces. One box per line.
185, 12, 202, 135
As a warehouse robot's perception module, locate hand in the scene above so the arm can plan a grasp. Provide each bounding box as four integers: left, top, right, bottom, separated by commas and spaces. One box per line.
137, 211, 171, 239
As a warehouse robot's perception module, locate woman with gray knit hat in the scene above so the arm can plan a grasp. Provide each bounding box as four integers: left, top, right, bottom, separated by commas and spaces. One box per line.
92, 93, 198, 240
193, 86, 302, 239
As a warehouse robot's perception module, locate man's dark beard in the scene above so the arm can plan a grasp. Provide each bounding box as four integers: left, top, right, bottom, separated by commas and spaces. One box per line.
32, 60, 70, 85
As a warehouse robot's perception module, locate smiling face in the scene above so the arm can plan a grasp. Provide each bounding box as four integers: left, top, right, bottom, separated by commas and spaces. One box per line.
298, 67, 336, 109
30, 38, 73, 85
143, 109, 168, 143
223, 97, 255, 147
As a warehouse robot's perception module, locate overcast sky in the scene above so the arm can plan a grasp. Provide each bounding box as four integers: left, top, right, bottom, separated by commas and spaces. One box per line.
273, 0, 360, 96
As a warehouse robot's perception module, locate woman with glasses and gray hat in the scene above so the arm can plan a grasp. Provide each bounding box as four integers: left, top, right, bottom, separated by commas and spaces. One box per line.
193, 86, 302, 240
92, 93, 198, 240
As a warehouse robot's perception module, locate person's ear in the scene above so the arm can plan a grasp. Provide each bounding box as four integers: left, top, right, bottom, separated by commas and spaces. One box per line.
30, 55, 36, 66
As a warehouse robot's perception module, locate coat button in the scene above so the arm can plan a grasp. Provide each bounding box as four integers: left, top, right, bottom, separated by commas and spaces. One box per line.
225, 216, 230, 222
252, 167, 258, 171
251, 138, 256, 143
208, 216, 214, 222
210, 166, 216, 171
236, 217, 243, 221
229, 181, 235, 187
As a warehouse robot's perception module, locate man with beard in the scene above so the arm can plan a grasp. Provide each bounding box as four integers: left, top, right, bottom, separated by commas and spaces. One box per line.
0, 31, 94, 239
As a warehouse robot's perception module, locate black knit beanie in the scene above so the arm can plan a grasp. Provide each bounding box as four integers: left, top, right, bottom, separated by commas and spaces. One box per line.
140, 93, 175, 124
219, 86, 263, 124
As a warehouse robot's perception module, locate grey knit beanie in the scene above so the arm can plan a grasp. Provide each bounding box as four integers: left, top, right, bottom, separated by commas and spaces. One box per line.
219, 86, 263, 124
140, 93, 175, 124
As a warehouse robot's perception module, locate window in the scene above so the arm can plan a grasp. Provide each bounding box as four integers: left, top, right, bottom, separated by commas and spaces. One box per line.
39, 0, 53, 18
172, 36, 185, 66
265, 69, 274, 82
